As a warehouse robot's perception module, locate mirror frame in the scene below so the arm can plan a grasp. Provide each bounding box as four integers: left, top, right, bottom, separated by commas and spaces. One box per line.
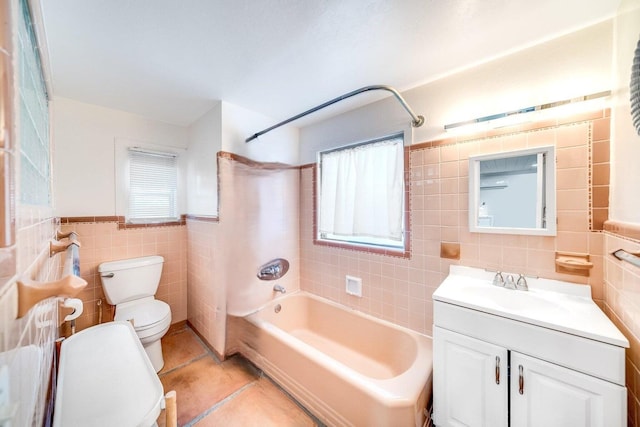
468, 145, 556, 236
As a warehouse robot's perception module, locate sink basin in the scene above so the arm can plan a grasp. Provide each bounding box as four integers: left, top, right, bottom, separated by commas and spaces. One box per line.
433, 265, 628, 347
459, 285, 566, 314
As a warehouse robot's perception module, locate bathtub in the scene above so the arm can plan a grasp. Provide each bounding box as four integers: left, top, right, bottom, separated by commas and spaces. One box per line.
229, 291, 433, 427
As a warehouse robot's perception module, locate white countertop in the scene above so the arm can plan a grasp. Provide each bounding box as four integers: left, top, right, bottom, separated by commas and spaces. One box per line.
433, 265, 629, 348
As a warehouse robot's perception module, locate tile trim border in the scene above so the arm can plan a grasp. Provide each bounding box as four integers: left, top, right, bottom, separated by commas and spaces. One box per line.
59, 215, 187, 228
604, 220, 640, 242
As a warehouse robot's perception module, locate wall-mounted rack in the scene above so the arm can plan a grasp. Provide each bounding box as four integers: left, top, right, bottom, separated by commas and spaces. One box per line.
611, 249, 640, 269
16, 231, 86, 318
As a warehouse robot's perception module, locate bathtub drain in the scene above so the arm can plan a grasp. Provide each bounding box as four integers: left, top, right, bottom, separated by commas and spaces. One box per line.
274, 304, 281, 313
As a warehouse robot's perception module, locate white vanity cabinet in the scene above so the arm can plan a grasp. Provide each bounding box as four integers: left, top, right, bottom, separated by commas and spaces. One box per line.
433, 328, 508, 427
434, 327, 625, 427
510, 352, 626, 427
432, 266, 629, 427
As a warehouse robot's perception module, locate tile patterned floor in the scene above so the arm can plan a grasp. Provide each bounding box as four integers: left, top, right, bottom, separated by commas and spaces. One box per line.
156, 323, 320, 427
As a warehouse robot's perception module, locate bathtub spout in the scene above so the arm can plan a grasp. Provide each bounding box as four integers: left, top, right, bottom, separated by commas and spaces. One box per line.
273, 284, 286, 294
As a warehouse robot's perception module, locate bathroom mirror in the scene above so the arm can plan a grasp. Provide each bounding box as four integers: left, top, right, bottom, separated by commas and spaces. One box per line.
468, 146, 556, 236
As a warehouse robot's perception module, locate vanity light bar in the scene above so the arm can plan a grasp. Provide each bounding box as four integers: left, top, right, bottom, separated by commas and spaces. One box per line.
444, 91, 610, 131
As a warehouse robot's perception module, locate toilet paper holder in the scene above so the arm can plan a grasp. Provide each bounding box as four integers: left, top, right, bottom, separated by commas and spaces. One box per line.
62, 298, 84, 322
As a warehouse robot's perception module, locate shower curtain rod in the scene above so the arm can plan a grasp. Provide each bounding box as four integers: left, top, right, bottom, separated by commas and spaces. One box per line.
245, 85, 425, 143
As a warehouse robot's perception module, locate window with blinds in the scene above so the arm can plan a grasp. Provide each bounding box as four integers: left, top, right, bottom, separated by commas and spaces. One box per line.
127, 148, 178, 223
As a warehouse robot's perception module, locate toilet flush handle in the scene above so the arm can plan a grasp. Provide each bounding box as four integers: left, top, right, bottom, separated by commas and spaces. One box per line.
101, 273, 114, 278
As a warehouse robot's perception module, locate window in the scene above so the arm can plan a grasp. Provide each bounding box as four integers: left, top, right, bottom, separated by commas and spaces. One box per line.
127, 148, 178, 223
18, 0, 50, 206
317, 133, 405, 251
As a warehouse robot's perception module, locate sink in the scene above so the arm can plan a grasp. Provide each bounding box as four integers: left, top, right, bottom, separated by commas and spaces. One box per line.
433, 265, 628, 347
459, 285, 566, 314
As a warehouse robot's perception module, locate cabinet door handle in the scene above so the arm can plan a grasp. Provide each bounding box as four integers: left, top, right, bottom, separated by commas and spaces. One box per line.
518, 365, 524, 395
495, 356, 500, 385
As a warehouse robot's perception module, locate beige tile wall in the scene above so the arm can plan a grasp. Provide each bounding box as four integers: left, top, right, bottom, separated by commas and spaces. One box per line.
58, 221, 188, 333
186, 218, 224, 355
300, 112, 608, 336
0, 209, 59, 427
0, 2, 62, 423
603, 229, 640, 426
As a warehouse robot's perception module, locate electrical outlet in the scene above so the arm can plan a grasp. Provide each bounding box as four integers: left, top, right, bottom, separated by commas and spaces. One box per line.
345, 275, 362, 297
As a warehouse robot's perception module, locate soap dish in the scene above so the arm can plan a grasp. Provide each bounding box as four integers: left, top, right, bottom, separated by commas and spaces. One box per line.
555, 251, 593, 277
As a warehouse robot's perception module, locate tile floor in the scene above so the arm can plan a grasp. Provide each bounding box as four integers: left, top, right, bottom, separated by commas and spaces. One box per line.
155, 323, 321, 427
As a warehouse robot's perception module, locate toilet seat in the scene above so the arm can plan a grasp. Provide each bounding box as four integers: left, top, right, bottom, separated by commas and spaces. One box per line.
115, 298, 171, 341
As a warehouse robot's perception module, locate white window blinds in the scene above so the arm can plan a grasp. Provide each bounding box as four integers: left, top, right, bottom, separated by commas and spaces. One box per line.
318, 134, 404, 247
128, 148, 178, 222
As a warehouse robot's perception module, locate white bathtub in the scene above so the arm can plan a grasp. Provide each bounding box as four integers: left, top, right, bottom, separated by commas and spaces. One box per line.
228, 291, 433, 426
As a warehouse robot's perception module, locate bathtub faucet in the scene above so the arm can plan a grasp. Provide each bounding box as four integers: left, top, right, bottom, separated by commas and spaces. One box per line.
273, 284, 286, 294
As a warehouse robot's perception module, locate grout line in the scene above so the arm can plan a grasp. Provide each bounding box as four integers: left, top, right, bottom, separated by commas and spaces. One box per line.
158, 327, 219, 378
191, 328, 223, 363
183, 381, 258, 427
257, 371, 326, 427
157, 352, 209, 377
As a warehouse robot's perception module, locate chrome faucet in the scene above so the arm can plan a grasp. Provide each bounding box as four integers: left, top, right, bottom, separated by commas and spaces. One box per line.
493, 271, 528, 291
504, 274, 516, 290
492, 272, 505, 287
273, 284, 286, 294
516, 274, 528, 291
257, 258, 290, 281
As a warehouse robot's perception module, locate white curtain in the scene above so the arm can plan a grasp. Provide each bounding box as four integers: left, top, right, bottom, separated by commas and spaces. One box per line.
319, 136, 404, 241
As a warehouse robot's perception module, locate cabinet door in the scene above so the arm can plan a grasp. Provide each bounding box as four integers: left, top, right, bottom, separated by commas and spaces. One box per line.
510, 352, 626, 427
433, 327, 508, 427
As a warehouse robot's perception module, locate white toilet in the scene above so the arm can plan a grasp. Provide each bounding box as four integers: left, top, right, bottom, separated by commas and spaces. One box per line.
98, 255, 171, 372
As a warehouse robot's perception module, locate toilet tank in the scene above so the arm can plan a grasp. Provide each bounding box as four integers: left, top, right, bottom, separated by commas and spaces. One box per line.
98, 256, 164, 305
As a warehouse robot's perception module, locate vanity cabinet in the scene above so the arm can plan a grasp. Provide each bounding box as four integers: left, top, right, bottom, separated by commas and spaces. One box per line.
434, 328, 507, 427
510, 352, 625, 427
432, 266, 629, 427
434, 327, 626, 427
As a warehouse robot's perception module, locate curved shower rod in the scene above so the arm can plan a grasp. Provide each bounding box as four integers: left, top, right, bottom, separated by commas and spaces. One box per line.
245, 85, 425, 143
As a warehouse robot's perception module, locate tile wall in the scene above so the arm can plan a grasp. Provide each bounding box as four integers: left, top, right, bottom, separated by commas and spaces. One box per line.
58, 220, 188, 333
186, 217, 224, 356
186, 153, 301, 358
0, 2, 62, 425
602, 225, 640, 426
0, 209, 58, 427
300, 111, 610, 336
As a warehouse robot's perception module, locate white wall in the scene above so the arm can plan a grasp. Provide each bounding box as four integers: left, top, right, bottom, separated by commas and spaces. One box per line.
52, 97, 189, 216
184, 101, 299, 217
299, 21, 613, 163
610, 0, 640, 224
186, 103, 222, 216
221, 101, 299, 165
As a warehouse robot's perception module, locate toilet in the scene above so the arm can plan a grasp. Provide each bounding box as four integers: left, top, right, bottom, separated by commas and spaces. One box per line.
98, 255, 171, 372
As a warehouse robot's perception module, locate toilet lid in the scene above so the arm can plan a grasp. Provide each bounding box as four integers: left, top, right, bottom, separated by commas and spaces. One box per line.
115, 299, 171, 331
53, 322, 163, 427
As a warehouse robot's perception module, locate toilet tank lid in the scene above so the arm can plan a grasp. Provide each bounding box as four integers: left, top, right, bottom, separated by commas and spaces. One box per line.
98, 255, 164, 273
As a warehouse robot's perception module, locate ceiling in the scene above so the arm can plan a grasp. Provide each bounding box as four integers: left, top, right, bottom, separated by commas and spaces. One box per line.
40, 0, 620, 127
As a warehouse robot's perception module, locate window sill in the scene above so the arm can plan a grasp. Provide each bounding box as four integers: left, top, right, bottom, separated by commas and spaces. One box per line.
118, 215, 186, 229
314, 235, 410, 258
